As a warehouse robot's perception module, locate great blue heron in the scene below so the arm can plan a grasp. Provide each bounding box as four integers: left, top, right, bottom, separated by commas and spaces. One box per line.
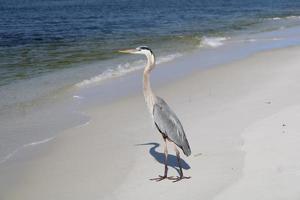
119, 46, 191, 182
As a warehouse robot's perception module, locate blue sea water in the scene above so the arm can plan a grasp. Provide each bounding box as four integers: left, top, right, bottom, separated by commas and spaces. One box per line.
1, 0, 300, 87
1, 0, 300, 163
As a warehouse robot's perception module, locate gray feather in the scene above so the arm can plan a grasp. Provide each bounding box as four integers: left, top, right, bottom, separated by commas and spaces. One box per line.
153, 97, 191, 156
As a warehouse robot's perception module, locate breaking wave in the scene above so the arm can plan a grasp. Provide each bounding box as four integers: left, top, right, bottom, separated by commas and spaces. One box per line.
267, 15, 300, 21
200, 36, 228, 48
76, 53, 182, 87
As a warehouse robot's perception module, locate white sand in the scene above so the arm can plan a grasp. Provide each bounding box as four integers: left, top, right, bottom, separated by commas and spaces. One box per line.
215, 105, 300, 200
1, 46, 300, 199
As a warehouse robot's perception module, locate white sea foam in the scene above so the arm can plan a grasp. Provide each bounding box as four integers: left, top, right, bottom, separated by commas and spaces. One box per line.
156, 53, 182, 64
245, 38, 257, 42
200, 36, 228, 48
0, 137, 55, 164
73, 95, 84, 99
286, 15, 300, 19
75, 121, 90, 128
76, 53, 182, 88
268, 15, 300, 21
0, 149, 19, 164
23, 137, 55, 147
234, 36, 284, 44
272, 17, 281, 20
75, 61, 144, 87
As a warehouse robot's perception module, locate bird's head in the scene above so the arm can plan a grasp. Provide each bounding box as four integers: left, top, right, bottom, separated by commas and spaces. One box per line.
119, 46, 155, 72
119, 46, 154, 57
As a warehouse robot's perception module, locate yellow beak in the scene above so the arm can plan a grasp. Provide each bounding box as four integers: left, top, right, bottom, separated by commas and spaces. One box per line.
118, 49, 137, 54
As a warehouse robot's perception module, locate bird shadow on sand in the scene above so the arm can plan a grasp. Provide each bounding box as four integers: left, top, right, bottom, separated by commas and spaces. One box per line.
136, 142, 191, 175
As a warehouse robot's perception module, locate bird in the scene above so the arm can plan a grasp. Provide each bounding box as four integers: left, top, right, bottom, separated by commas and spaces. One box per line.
119, 46, 191, 182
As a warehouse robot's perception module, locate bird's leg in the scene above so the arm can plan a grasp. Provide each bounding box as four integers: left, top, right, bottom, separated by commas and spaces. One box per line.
150, 138, 173, 181
171, 143, 191, 182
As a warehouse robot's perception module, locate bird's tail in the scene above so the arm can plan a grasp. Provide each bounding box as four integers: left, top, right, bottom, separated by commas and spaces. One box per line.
182, 137, 191, 157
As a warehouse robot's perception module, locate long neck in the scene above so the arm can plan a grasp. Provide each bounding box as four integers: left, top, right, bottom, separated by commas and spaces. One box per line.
143, 53, 156, 114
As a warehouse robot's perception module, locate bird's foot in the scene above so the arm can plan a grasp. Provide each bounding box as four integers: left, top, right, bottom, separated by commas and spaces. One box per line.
169, 175, 191, 182
150, 175, 175, 182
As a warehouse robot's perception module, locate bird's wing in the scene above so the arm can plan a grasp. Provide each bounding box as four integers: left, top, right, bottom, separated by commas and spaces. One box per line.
153, 97, 191, 156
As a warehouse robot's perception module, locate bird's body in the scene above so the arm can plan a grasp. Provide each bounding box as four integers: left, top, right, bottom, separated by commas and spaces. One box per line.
119, 46, 191, 182
153, 97, 191, 156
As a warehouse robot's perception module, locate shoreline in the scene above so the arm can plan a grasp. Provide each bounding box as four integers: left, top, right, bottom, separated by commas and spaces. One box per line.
2, 45, 300, 199
2, 25, 300, 165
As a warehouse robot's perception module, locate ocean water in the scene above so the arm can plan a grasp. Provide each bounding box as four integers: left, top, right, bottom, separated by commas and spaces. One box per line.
2, 0, 300, 163
2, 0, 300, 87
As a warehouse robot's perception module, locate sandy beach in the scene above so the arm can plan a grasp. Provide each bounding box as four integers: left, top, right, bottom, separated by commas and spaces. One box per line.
1, 45, 300, 200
